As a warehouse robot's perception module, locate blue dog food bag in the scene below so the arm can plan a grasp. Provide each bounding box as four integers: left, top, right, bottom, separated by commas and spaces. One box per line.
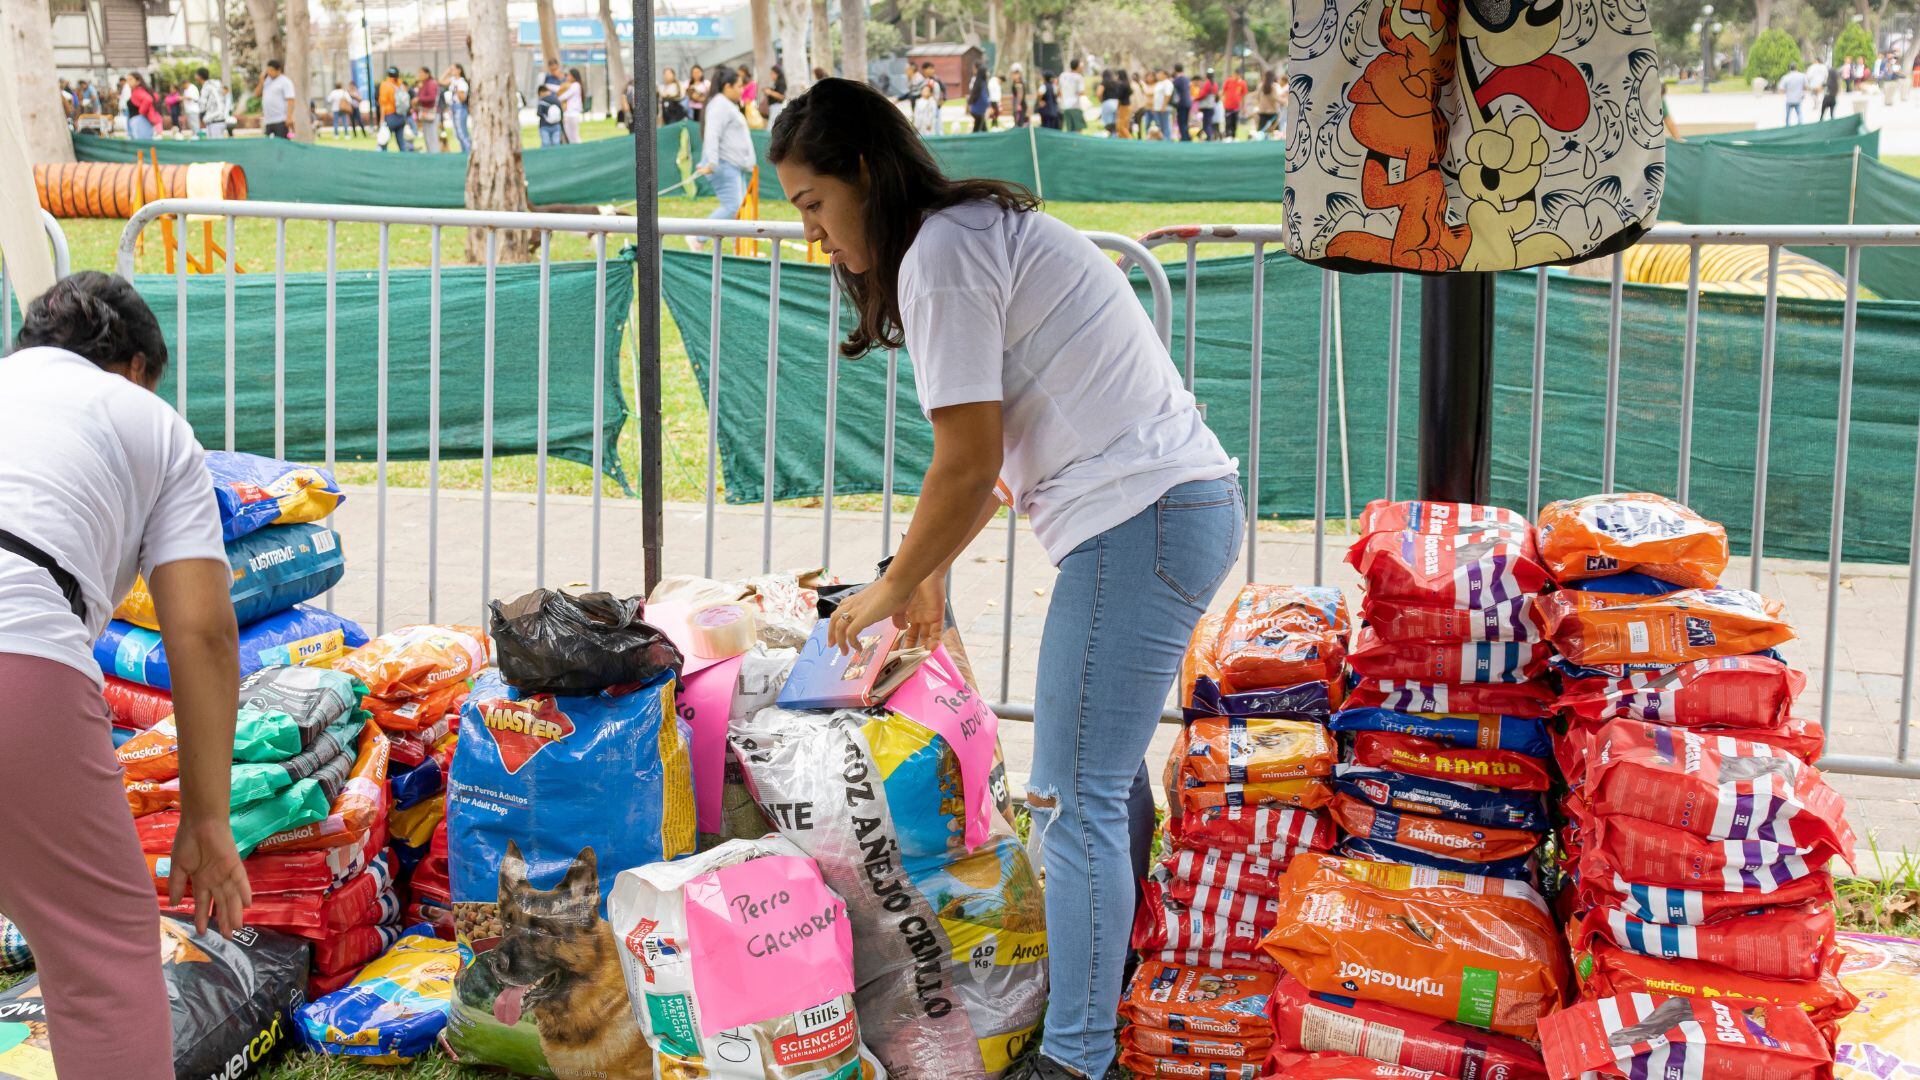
296, 925, 458, 1062
116, 521, 347, 631
444, 667, 695, 1078
97, 604, 368, 690
207, 451, 345, 542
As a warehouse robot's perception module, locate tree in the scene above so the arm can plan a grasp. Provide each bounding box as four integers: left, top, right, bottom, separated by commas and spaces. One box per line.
811, 0, 832, 75
776, 0, 811, 86
534, 0, 561, 65
751, 0, 776, 87
598, 0, 627, 118
1745, 26, 1802, 83
465, 0, 535, 261
1834, 18, 1873, 61
4, 0, 74, 163
1065, 0, 1195, 69
285, 0, 313, 142
244, 0, 283, 79
844, 0, 869, 82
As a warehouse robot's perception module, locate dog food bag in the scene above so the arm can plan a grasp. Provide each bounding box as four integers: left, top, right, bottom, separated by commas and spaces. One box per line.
1536, 493, 1731, 590
489, 589, 682, 695
1179, 778, 1334, 815
315, 920, 405, 977
117, 708, 308, 784
97, 604, 369, 690
1328, 793, 1544, 864
1834, 933, 1920, 1079
1357, 500, 1533, 539
167, 852, 399, 940
608, 835, 885, 1080
1348, 627, 1553, 686
1120, 961, 1276, 1038
1576, 868, 1836, 928
1538, 993, 1833, 1080
116, 521, 346, 631
445, 667, 693, 1079
1348, 503, 1547, 611
1265, 1051, 1447, 1078
369, 680, 471, 734
1584, 720, 1854, 855
0, 917, 309, 1080
1182, 612, 1226, 708
1158, 847, 1286, 901
1185, 678, 1333, 723
1118, 1050, 1261, 1078
1134, 877, 1280, 965
1259, 855, 1566, 1037
1125, 1027, 1270, 1060
1337, 836, 1540, 885
239, 664, 369, 743
1167, 804, 1338, 858
0, 915, 28, 975
1557, 652, 1805, 725
207, 450, 345, 541
296, 926, 459, 1062
1349, 731, 1555, 792
104, 675, 172, 731
1268, 974, 1549, 1079
1334, 765, 1551, 833
1170, 716, 1338, 786
1347, 679, 1557, 719
1573, 901, 1836, 982
1537, 589, 1794, 667
253, 727, 391, 856
1577, 811, 1843, 895
1574, 942, 1860, 1035
1331, 709, 1552, 758
1213, 584, 1351, 693
731, 707, 1045, 1079
337, 625, 490, 701
1361, 594, 1546, 644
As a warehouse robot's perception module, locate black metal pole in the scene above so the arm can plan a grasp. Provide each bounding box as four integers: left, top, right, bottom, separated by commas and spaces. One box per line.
1417, 273, 1495, 503
635, 11, 664, 591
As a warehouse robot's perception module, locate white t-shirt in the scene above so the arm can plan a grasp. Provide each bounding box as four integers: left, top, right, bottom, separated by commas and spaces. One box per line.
1059, 69, 1085, 107
262, 72, 296, 123
0, 348, 225, 684
1153, 79, 1173, 110
1781, 69, 1807, 103
327, 87, 350, 111
182, 82, 201, 115
899, 202, 1236, 563
1806, 62, 1829, 94
449, 76, 469, 105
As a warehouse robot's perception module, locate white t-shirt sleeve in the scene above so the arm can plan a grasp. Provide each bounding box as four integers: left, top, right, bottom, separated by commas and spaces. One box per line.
901, 215, 1009, 411
137, 409, 226, 576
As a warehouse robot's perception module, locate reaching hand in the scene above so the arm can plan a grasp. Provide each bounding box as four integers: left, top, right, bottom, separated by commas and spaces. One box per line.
826, 576, 913, 654
168, 814, 251, 937
896, 574, 946, 651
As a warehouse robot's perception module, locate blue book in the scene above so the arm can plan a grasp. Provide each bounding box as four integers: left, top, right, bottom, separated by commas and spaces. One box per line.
776, 616, 931, 709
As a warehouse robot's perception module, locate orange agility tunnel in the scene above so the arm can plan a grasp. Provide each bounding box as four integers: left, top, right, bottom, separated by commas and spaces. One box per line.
33, 160, 248, 218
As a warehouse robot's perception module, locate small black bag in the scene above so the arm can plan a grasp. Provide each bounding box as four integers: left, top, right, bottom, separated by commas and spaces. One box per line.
488, 588, 683, 694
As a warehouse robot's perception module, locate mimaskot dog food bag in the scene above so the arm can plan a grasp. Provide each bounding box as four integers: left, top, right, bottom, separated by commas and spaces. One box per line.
445, 667, 695, 1080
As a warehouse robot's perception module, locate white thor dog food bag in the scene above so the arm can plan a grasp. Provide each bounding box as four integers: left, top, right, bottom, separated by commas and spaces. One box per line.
609, 835, 888, 1080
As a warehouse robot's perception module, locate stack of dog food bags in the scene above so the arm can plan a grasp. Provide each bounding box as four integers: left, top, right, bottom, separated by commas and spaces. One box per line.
1539, 493, 1860, 1052
1116, 583, 1347, 1080
95, 451, 367, 707
445, 589, 694, 1078
730, 588, 1044, 1080
123, 663, 401, 999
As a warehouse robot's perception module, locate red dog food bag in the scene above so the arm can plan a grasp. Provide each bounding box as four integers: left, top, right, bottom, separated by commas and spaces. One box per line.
1536, 493, 1731, 590
1350, 731, 1556, 792
1148, 947, 1281, 974
1357, 500, 1533, 538
1135, 877, 1279, 963
1159, 847, 1285, 900
1556, 655, 1805, 729
1328, 792, 1544, 864
1118, 1051, 1260, 1079
1347, 679, 1556, 720
1578, 810, 1846, 894
1348, 531, 1549, 612
1121, 961, 1278, 1037
1362, 594, 1546, 644
1168, 804, 1339, 858
1269, 975, 1548, 1079
1144, 860, 1284, 929
1576, 869, 1835, 927
1266, 1050, 1448, 1078
1215, 584, 1351, 694
1573, 942, 1860, 1035
1169, 715, 1339, 786
1585, 719, 1854, 855
1573, 901, 1836, 982
1539, 993, 1833, 1080
1348, 625, 1554, 686
1125, 1026, 1272, 1060
1536, 589, 1793, 667
1179, 778, 1334, 815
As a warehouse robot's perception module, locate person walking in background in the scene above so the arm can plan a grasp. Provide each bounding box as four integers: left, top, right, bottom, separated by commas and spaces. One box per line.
1009, 65, 1029, 127
327, 81, 352, 136
988, 67, 1004, 127
694, 65, 754, 248
560, 68, 584, 143
660, 66, 686, 123
378, 66, 411, 150
1221, 68, 1246, 139
1037, 69, 1062, 129
162, 81, 182, 134
412, 67, 440, 151
1252, 68, 1283, 137
444, 65, 470, 151
181, 75, 202, 137
1806, 55, 1829, 109
968, 63, 990, 132
1171, 63, 1191, 140
687, 64, 709, 123
196, 69, 228, 138
914, 79, 941, 135
1152, 69, 1174, 139
258, 58, 295, 139
739, 64, 758, 120
345, 81, 366, 135
1098, 68, 1119, 134
1821, 60, 1841, 119
764, 64, 789, 124
1059, 59, 1086, 133
1193, 68, 1218, 139
535, 77, 565, 146
1781, 63, 1807, 125
126, 73, 160, 140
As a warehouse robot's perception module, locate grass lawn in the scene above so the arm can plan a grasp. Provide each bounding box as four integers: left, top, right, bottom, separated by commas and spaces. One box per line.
1886, 155, 1920, 178
303, 115, 631, 152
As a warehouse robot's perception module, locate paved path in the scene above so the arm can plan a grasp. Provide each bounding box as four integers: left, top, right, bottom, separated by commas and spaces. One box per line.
324, 486, 1920, 873
1667, 87, 1920, 154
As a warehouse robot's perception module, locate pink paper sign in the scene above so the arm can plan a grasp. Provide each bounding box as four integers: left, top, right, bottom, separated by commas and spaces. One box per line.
883, 644, 999, 851
684, 855, 856, 1037
676, 655, 743, 835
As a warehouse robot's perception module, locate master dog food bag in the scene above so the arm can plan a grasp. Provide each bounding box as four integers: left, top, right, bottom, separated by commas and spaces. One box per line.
445, 667, 695, 1080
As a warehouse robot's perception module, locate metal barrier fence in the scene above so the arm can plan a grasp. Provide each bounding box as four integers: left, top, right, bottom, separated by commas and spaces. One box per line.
0, 211, 75, 339
112, 201, 1920, 781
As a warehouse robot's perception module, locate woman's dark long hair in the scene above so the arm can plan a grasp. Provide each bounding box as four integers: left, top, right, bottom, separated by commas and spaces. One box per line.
13, 271, 168, 375
769, 77, 1038, 359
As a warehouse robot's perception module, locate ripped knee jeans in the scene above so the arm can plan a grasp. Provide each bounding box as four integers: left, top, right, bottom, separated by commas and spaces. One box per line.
1024, 475, 1242, 1077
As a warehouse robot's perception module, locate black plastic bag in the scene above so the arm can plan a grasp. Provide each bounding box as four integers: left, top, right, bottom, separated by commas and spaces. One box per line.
488, 589, 683, 693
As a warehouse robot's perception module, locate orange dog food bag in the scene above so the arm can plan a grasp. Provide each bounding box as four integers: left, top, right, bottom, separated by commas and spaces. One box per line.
1536, 493, 1730, 589
1536, 589, 1792, 667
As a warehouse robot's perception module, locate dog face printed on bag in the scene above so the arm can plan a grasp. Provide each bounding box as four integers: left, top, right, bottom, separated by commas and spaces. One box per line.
490, 843, 652, 1080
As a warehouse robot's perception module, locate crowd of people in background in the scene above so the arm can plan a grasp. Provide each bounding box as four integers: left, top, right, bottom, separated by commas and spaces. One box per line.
60, 67, 232, 139
1776, 50, 1911, 125
369, 63, 474, 152
935, 58, 1287, 140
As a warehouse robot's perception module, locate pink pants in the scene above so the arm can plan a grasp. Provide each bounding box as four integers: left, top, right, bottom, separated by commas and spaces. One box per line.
0, 653, 171, 1078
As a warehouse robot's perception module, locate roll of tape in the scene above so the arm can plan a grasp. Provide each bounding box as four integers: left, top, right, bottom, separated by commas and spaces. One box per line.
688, 601, 756, 659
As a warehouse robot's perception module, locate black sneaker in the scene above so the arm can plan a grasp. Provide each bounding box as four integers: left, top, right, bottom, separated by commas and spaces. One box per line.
1003, 1052, 1092, 1080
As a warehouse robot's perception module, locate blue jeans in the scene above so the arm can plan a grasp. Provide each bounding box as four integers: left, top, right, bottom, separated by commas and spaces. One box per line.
383, 113, 411, 151
539, 121, 564, 146
127, 115, 154, 140
1026, 474, 1243, 1077
1156, 109, 1174, 139
1786, 100, 1803, 124
451, 102, 471, 152
707, 162, 750, 219
333, 109, 349, 136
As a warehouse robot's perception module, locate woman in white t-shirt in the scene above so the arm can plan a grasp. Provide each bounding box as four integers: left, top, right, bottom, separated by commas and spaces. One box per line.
0, 273, 250, 1077
770, 79, 1240, 1080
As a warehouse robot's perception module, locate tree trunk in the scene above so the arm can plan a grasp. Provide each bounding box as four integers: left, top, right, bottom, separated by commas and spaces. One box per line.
751, 0, 775, 85
245, 0, 282, 79
465, 0, 534, 260
534, 0, 560, 65
597, 0, 626, 118
987, 0, 1003, 59
1008, 19, 1031, 74
843, 0, 867, 83
285, 0, 313, 141
1752, 0, 1772, 37
776, 0, 810, 85
3, 0, 73, 164
810, 0, 831, 76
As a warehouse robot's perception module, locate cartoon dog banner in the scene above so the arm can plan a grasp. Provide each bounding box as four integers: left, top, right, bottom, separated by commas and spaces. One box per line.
1285, 0, 1665, 273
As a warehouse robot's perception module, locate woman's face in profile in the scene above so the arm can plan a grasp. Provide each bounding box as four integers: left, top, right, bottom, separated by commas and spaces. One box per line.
778, 161, 870, 274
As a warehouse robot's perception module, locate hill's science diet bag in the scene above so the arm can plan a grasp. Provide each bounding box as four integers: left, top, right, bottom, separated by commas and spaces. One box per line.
445, 668, 695, 1080
607, 835, 886, 1079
